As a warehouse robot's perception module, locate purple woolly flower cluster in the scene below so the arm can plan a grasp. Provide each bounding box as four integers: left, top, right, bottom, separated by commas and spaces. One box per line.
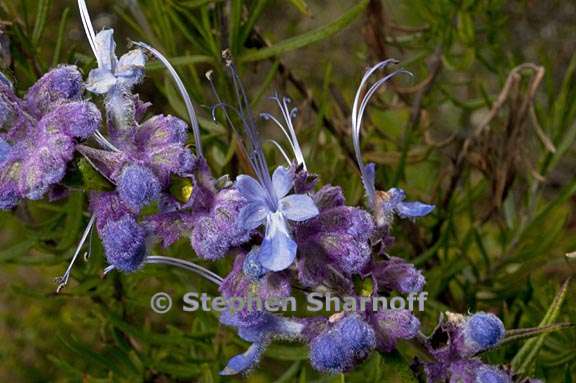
0, 66, 100, 208
0, 2, 548, 382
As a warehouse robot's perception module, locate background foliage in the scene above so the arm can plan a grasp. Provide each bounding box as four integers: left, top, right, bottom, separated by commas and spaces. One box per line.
0, 0, 575, 382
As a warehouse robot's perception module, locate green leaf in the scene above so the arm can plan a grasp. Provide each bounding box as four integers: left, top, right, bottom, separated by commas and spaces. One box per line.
273, 361, 301, 383
55, 192, 84, 251
32, 0, 51, 46
287, 0, 311, 16
238, 0, 271, 47
501, 323, 574, 345
0, 239, 36, 263
378, 351, 418, 383
239, 0, 369, 62
51, 7, 69, 67
264, 344, 309, 361
229, 0, 243, 55
78, 158, 115, 192
511, 278, 572, 374
456, 11, 475, 45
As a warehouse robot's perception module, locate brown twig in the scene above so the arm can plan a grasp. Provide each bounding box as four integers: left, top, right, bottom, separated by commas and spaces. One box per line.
430, 63, 545, 246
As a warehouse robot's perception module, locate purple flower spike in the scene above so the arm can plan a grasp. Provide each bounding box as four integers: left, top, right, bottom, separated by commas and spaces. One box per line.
461, 312, 505, 355
118, 165, 161, 211
372, 257, 426, 294
318, 233, 371, 274
44, 101, 101, 139
23, 65, 83, 117
312, 184, 346, 210
0, 179, 18, 210
0, 66, 101, 208
18, 146, 68, 200
370, 309, 420, 352
90, 192, 133, 231
191, 189, 252, 260
309, 315, 376, 373
101, 215, 146, 272
475, 366, 511, 383
295, 200, 374, 278
236, 165, 319, 271
135, 114, 194, 178
374, 187, 434, 227
447, 360, 484, 383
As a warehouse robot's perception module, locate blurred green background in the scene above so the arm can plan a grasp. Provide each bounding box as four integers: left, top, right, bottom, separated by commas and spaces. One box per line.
0, 0, 575, 381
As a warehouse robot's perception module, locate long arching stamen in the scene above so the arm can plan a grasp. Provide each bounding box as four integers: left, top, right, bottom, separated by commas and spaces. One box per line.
224, 53, 277, 207
206, 71, 238, 133
266, 139, 292, 166
265, 94, 307, 170
132, 41, 203, 158
55, 215, 96, 292
351, 59, 412, 208
94, 130, 121, 152
77, 0, 100, 66
103, 256, 224, 286
260, 112, 293, 144
145, 256, 223, 285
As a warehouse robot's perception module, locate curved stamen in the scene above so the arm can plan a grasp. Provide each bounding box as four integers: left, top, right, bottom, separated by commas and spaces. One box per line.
132, 41, 203, 158
265, 139, 292, 166
77, 0, 98, 63
351, 59, 412, 208
211, 102, 242, 124
145, 256, 223, 286
224, 55, 277, 208
260, 113, 294, 149
103, 256, 224, 286
273, 95, 306, 170
55, 215, 96, 292
94, 130, 121, 152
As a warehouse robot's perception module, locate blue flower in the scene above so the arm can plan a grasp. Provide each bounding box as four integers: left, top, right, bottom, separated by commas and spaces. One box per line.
464, 312, 505, 352
100, 214, 146, 272
476, 366, 511, 383
364, 165, 434, 226
309, 315, 376, 373
219, 311, 303, 375
348, 60, 434, 225
236, 166, 319, 271
118, 164, 161, 211
84, 29, 145, 95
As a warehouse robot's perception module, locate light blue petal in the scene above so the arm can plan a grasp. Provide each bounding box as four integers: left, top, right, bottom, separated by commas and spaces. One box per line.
396, 201, 434, 218
117, 49, 146, 69
387, 187, 406, 205
220, 343, 263, 375
272, 166, 293, 199
279, 194, 319, 222
93, 29, 118, 71
258, 212, 297, 271
236, 174, 267, 204
116, 49, 145, 88
238, 202, 269, 230
86, 68, 117, 94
